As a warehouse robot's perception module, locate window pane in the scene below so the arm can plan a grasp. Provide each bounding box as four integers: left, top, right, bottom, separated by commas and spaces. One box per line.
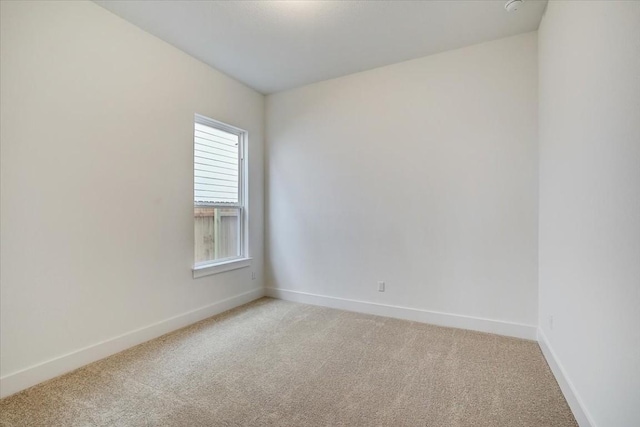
194, 207, 240, 264
194, 119, 243, 265
194, 122, 239, 205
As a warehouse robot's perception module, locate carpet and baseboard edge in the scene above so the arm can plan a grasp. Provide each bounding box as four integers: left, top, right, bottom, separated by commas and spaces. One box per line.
1, 286, 594, 427
265, 287, 537, 340
266, 287, 594, 426
0, 287, 265, 398
537, 329, 596, 427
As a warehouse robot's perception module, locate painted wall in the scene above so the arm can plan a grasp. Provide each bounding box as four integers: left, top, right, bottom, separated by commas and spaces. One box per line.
266, 33, 538, 330
538, 2, 640, 426
0, 0, 264, 395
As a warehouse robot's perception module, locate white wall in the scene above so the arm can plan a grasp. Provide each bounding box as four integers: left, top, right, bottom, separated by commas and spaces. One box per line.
0, 0, 264, 396
266, 33, 538, 332
538, 2, 640, 426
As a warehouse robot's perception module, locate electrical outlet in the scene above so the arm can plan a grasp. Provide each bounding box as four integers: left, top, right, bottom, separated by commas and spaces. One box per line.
251, 271, 256, 280
549, 315, 554, 331
378, 281, 385, 292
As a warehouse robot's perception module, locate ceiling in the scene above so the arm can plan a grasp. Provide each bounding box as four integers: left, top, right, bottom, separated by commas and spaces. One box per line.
94, 0, 548, 94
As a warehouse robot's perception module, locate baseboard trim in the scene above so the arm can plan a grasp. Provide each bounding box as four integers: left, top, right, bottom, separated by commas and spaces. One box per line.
537, 329, 596, 427
0, 287, 264, 398
265, 287, 536, 340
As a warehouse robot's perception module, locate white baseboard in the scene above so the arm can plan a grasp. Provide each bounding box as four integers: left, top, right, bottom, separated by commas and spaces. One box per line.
0, 288, 264, 398
265, 287, 537, 340
537, 329, 596, 427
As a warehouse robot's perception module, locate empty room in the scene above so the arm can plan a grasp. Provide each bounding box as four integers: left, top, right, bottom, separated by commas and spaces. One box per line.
1, 0, 638, 426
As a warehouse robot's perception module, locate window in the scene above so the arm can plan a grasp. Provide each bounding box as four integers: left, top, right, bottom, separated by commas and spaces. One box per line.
193, 114, 248, 277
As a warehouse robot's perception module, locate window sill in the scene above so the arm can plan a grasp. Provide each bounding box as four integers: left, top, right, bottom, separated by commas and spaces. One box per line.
192, 257, 252, 279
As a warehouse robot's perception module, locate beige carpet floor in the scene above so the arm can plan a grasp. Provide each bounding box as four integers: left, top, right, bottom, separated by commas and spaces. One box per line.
0, 297, 577, 427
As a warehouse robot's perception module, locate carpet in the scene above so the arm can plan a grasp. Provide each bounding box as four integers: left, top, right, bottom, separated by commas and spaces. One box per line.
0, 297, 577, 426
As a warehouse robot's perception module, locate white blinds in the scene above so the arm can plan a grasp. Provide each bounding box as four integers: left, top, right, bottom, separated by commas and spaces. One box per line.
194, 122, 239, 205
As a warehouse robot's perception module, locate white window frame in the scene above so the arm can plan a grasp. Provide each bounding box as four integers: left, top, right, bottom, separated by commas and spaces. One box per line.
192, 114, 251, 278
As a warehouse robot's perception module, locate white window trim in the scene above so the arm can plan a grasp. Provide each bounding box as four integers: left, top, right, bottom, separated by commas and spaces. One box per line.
192, 114, 250, 279
193, 257, 252, 279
